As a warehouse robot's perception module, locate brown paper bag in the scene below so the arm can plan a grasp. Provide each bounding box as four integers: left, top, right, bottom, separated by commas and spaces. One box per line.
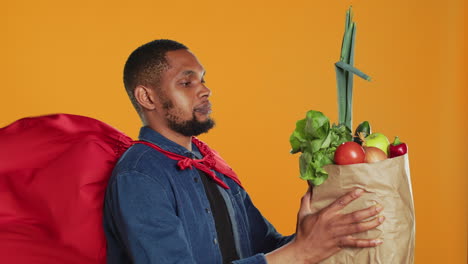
310, 154, 415, 264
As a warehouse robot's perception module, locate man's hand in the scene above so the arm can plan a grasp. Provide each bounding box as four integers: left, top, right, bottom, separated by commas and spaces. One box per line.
265, 188, 384, 264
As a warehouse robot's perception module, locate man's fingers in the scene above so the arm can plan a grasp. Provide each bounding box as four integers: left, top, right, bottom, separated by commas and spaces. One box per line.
339, 204, 383, 224
338, 235, 383, 248
327, 188, 364, 213
332, 215, 385, 237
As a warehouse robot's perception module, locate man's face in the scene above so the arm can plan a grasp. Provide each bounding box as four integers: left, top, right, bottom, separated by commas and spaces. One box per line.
156, 49, 214, 136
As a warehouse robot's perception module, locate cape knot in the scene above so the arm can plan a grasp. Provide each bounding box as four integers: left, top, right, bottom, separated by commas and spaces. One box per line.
177, 158, 194, 170
132, 138, 242, 189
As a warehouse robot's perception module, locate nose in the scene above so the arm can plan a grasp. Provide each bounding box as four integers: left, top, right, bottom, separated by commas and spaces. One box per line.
199, 83, 211, 99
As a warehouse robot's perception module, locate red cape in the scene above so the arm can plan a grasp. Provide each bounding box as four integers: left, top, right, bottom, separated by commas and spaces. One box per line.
0, 113, 242, 263
0, 114, 132, 264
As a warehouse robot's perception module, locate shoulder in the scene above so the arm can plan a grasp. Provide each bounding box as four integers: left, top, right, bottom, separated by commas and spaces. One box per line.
110, 143, 176, 186
105, 145, 177, 205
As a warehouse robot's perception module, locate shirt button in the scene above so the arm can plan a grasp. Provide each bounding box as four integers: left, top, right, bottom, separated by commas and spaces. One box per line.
213, 238, 218, 245
194, 177, 199, 183
205, 208, 210, 213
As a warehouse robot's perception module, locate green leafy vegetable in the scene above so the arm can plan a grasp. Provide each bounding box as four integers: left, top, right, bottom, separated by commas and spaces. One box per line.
290, 7, 372, 186
290, 110, 352, 185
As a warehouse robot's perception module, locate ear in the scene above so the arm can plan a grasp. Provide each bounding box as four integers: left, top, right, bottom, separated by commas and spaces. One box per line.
134, 85, 157, 111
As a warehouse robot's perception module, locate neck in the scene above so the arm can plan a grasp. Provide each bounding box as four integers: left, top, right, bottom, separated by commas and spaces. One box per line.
143, 111, 193, 151
148, 124, 193, 151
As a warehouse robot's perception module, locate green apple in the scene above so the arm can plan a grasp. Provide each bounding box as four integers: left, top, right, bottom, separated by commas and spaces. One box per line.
364, 133, 390, 155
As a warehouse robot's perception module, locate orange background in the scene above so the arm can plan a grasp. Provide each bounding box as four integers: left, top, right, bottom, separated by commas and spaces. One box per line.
1, 0, 466, 263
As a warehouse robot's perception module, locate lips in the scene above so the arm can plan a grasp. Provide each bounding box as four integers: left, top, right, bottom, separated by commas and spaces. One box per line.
194, 102, 212, 115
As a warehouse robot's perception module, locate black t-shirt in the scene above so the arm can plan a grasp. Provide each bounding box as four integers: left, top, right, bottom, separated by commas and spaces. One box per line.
198, 170, 239, 264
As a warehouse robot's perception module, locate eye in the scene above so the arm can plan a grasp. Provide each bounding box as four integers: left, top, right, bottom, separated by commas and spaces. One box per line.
180, 81, 191, 87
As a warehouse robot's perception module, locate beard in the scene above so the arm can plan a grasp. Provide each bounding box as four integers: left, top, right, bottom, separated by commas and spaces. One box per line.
166, 112, 215, 137
158, 90, 215, 137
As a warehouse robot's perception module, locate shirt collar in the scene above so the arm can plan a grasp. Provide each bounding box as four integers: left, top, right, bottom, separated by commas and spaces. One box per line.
138, 126, 202, 158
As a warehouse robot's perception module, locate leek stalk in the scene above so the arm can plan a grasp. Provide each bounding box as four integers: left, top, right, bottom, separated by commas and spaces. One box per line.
335, 6, 371, 131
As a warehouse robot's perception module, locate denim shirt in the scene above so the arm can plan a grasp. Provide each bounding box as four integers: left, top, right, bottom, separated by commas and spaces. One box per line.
103, 127, 294, 264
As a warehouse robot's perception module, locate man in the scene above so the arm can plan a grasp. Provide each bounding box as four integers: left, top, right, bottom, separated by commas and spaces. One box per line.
103, 39, 384, 264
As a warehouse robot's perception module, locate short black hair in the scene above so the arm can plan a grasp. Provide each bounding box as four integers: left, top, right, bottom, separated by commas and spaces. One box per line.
123, 39, 188, 114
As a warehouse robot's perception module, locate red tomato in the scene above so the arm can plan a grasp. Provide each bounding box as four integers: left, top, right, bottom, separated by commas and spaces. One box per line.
334, 142, 366, 165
